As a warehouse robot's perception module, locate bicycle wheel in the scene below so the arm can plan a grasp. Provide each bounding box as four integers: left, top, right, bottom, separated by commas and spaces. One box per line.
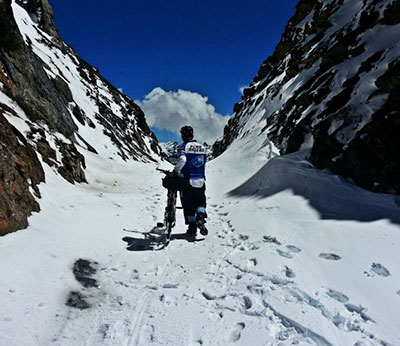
164, 190, 177, 236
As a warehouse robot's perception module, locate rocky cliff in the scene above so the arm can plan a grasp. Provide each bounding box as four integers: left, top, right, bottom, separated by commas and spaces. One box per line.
214, 0, 400, 195
0, 0, 161, 235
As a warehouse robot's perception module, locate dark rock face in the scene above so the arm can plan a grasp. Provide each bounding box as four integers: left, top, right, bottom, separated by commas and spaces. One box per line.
0, 0, 161, 235
0, 1, 77, 137
214, 0, 400, 194
0, 111, 44, 235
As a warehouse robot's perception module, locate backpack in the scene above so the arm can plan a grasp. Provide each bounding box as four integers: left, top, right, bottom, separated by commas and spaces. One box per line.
162, 173, 188, 191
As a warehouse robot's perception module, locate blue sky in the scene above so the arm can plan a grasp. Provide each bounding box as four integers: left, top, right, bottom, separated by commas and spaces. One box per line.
50, 0, 296, 142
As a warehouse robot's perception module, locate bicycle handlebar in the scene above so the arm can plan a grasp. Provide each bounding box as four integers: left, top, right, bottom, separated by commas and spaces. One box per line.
156, 168, 170, 174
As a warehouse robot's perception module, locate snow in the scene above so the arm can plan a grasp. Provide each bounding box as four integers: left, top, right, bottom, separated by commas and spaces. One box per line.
236, 0, 400, 153
1, 133, 400, 346
0, 90, 32, 135
10, 0, 157, 163
2, 1, 400, 345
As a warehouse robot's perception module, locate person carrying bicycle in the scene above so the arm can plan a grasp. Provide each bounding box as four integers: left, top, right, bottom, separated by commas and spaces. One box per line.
173, 126, 208, 237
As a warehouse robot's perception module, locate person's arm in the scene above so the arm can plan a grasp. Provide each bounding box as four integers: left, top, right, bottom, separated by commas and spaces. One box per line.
174, 155, 186, 173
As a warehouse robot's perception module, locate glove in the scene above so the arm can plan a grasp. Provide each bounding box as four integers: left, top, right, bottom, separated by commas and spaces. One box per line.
170, 170, 184, 178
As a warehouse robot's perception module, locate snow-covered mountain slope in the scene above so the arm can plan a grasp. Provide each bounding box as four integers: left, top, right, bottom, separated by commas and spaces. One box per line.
160, 140, 213, 164
1, 0, 399, 345
0, 134, 399, 346
0, 0, 161, 235
214, 0, 400, 195
159, 140, 180, 163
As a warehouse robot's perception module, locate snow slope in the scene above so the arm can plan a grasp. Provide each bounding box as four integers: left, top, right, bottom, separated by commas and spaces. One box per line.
215, 0, 400, 194
1, 134, 399, 346
1, 2, 399, 344
0, 0, 160, 235
9, 0, 159, 161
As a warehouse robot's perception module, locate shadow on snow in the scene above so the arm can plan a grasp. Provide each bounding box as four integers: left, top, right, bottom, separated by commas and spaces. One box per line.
229, 151, 400, 225
122, 233, 204, 251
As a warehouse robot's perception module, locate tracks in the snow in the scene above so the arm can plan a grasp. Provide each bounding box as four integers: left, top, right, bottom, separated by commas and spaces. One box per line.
53, 200, 394, 346
204, 202, 391, 346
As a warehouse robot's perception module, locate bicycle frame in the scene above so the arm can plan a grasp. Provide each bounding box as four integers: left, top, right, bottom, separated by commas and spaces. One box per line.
156, 168, 181, 241
164, 189, 177, 238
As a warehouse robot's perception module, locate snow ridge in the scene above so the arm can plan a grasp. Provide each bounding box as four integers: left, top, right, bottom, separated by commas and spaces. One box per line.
215, 0, 400, 194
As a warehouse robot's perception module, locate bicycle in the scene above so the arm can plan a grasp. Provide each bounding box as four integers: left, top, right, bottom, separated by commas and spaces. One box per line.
148, 168, 184, 249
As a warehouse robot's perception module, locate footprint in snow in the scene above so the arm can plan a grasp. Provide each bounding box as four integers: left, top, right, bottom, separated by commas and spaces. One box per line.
319, 253, 342, 260
397, 290, 400, 296
344, 303, 375, 323
247, 258, 257, 267
242, 296, 252, 310
284, 266, 296, 278
263, 205, 280, 210
263, 235, 281, 245
162, 283, 179, 289
226, 323, 245, 343
97, 324, 109, 339
371, 263, 390, 277
277, 245, 301, 259
130, 269, 140, 281
277, 249, 294, 259
138, 324, 155, 344
326, 289, 349, 303
277, 330, 290, 341
202, 292, 226, 301
286, 245, 301, 253
202, 292, 216, 301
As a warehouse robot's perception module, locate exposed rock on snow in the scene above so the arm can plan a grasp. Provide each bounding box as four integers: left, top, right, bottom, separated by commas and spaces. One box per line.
214, 0, 400, 194
159, 141, 179, 164
0, 0, 161, 235
73, 259, 99, 289
0, 111, 44, 235
66, 291, 91, 310
0, 116, 399, 346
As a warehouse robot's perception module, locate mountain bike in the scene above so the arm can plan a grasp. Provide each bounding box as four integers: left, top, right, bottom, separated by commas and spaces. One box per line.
150, 168, 184, 248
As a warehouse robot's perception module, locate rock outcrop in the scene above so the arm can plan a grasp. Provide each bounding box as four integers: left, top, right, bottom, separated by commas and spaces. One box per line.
0, 0, 161, 235
214, 0, 400, 194
0, 110, 44, 235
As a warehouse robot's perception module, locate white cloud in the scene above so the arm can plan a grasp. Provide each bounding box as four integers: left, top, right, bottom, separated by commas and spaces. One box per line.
239, 85, 247, 94
137, 87, 230, 144
118, 87, 124, 93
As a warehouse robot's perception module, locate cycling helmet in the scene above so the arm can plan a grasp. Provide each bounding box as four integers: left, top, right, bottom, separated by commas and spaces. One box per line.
180, 126, 194, 142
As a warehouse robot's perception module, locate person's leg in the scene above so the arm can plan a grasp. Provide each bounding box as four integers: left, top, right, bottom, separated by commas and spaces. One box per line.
194, 185, 208, 235
181, 186, 197, 235
179, 190, 189, 225
194, 185, 206, 216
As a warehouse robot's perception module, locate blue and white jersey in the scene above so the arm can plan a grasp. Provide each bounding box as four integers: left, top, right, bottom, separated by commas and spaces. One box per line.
174, 141, 206, 187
